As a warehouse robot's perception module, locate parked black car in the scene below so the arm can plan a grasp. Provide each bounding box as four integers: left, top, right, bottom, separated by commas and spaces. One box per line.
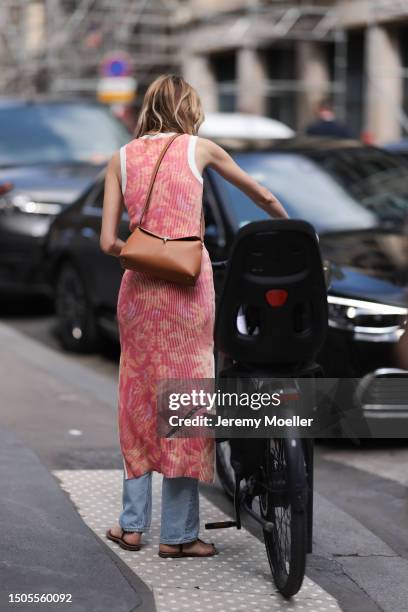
0, 98, 130, 296
47, 140, 408, 404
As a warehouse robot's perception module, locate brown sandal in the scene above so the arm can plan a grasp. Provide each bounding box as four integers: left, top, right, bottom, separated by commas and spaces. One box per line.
106, 528, 142, 551
158, 537, 218, 558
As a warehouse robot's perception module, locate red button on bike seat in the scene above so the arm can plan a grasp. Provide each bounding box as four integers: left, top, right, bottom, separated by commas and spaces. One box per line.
265, 289, 288, 307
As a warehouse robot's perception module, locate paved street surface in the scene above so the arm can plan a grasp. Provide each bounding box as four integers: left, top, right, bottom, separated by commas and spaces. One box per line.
1, 311, 408, 612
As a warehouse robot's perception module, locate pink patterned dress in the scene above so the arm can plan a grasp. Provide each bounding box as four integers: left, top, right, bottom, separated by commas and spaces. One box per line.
117, 132, 215, 483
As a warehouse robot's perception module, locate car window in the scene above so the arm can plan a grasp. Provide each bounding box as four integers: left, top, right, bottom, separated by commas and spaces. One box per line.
312, 148, 408, 226
93, 185, 104, 209
203, 180, 218, 227
212, 149, 408, 232
84, 181, 104, 209
84, 180, 130, 224
203, 175, 226, 245
0, 103, 130, 166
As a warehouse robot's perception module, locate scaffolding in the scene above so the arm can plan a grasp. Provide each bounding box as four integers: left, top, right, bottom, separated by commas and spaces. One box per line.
0, 0, 182, 99
1, 0, 405, 135
0, 1, 347, 105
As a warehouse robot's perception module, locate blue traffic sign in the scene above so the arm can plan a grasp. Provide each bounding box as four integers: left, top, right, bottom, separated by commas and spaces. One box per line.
101, 53, 131, 78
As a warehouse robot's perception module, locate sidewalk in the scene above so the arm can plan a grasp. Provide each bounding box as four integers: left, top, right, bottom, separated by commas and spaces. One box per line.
1, 320, 408, 611
56, 469, 340, 612
0, 426, 153, 612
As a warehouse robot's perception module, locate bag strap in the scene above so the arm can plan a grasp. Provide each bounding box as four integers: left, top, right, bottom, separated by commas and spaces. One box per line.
138, 132, 205, 243
138, 133, 180, 227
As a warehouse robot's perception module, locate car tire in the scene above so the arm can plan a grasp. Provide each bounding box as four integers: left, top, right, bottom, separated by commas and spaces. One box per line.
55, 261, 100, 353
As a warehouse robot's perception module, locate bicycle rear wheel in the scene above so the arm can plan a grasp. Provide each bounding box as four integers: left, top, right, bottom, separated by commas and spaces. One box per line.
260, 438, 308, 598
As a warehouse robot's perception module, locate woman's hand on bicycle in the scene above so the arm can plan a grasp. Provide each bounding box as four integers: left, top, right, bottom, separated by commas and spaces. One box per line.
255, 185, 289, 219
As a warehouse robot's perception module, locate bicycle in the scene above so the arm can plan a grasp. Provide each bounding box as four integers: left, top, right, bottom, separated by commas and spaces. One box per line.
205, 220, 328, 598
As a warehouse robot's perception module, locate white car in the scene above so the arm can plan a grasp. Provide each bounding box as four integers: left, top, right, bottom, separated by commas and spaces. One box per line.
199, 112, 294, 140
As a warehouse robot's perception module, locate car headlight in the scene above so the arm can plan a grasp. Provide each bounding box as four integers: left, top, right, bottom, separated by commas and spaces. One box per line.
328, 295, 407, 342
1, 192, 62, 215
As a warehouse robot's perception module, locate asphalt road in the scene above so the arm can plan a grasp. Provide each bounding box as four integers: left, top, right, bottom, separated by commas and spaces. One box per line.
1, 298, 408, 611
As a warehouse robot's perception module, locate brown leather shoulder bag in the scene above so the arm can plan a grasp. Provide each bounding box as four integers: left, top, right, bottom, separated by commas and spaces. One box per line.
119, 134, 204, 286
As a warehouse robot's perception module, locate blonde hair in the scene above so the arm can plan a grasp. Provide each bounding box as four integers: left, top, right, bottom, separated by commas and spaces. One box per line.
135, 74, 204, 137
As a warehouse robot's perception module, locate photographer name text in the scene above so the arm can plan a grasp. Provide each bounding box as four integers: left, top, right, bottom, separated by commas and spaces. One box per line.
168, 415, 314, 429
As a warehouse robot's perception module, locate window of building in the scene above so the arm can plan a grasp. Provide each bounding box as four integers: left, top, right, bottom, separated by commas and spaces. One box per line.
262, 43, 296, 128
209, 51, 237, 112
346, 29, 365, 139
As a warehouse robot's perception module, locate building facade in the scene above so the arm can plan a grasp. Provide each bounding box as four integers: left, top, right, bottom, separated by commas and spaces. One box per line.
2, 0, 408, 144
179, 0, 408, 143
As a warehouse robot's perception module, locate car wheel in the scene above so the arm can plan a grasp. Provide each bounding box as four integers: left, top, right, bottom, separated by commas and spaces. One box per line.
55, 261, 100, 353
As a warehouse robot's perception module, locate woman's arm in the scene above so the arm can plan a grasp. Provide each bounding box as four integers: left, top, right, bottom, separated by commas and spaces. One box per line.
197, 138, 289, 219
100, 152, 126, 257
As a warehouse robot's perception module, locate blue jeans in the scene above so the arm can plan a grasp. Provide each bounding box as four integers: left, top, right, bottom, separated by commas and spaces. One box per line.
119, 472, 200, 544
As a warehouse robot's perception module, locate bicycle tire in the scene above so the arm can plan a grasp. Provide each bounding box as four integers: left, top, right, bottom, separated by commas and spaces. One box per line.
260, 438, 308, 598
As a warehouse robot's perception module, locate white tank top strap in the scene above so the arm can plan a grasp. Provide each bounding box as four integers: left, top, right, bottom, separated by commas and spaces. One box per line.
119, 145, 127, 194
187, 135, 203, 184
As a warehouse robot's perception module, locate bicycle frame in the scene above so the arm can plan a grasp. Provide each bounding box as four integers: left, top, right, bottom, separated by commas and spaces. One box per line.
207, 436, 314, 556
